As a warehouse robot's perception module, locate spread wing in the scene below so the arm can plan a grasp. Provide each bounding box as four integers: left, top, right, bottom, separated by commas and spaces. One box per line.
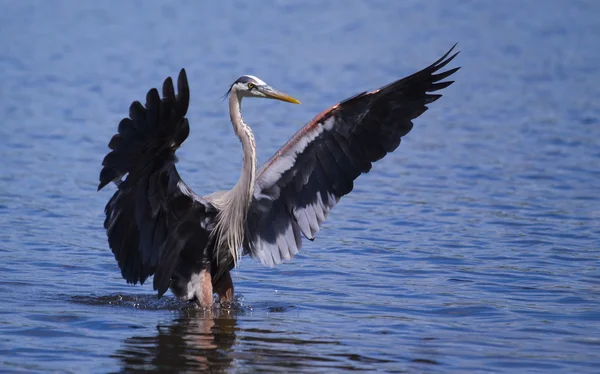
244, 45, 460, 267
98, 69, 216, 297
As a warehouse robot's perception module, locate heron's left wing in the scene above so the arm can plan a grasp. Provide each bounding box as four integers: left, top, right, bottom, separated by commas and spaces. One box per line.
98, 69, 217, 297
244, 45, 460, 267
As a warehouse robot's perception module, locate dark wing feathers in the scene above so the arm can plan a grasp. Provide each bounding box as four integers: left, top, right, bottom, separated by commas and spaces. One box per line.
245, 45, 460, 267
98, 69, 215, 296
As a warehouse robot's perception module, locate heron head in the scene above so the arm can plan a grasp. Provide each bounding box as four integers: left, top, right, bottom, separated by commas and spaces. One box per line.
226, 75, 300, 104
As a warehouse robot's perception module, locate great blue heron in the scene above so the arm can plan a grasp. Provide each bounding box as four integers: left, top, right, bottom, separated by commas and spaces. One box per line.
98, 45, 459, 307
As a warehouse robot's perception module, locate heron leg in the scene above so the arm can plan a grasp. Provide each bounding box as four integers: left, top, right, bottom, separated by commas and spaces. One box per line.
214, 270, 234, 304
195, 269, 214, 308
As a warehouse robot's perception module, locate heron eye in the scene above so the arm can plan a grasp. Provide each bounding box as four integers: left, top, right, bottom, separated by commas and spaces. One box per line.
247, 83, 254, 89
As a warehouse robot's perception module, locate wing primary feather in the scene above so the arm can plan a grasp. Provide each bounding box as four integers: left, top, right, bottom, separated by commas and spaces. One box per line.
428, 81, 454, 92
432, 67, 461, 82
162, 76, 175, 101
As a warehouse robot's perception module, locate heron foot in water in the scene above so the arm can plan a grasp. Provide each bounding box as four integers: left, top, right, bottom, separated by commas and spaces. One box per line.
214, 270, 234, 306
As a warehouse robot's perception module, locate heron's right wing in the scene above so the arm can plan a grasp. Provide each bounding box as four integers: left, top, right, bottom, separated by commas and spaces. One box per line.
245, 46, 459, 267
98, 69, 216, 297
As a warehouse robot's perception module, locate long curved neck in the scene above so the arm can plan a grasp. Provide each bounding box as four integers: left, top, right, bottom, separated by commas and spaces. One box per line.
211, 93, 257, 267
228, 93, 257, 205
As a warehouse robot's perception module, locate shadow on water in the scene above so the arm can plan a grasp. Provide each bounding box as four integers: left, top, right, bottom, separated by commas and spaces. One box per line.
113, 309, 238, 373
72, 294, 241, 372
112, 310, 400, 372
71, 294, 395, 372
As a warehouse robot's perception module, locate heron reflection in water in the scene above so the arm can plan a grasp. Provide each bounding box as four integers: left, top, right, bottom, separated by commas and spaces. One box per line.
114, 309, 237, 372
98, 45, 460, 307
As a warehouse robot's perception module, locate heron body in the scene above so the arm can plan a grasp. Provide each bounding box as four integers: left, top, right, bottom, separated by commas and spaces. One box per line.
98, 45, 460, 307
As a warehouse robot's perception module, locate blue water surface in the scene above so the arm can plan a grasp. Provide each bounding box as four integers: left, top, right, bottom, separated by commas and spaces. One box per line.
1, 0, 599, 372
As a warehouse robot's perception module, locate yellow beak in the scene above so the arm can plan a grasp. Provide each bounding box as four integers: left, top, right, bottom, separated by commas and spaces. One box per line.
260, 86, 301, 104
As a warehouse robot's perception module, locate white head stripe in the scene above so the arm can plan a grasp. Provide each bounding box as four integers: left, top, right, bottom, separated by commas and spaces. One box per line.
245, 75, 267, 86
